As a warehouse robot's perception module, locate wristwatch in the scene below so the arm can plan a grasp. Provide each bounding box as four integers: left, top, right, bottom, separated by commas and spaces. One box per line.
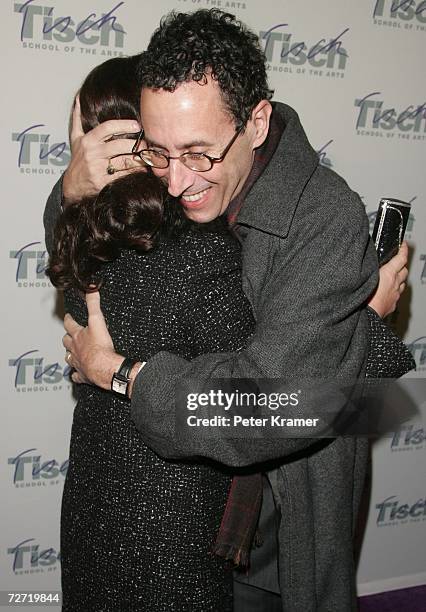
111, 357, 139, 398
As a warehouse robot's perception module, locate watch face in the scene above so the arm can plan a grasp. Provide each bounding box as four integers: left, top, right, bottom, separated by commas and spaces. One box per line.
112, 377, 127, 395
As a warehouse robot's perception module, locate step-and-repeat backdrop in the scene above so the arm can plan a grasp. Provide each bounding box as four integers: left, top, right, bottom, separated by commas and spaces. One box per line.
2, 0, 425, 605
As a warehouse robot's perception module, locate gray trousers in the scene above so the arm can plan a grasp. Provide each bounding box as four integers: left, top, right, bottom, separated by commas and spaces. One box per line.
233, 581, 282, 612
233, 474, 282, 611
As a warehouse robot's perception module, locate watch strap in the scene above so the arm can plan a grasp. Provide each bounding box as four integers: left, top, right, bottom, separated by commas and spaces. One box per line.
111, 357, 139, 397
116, 357, 138, 380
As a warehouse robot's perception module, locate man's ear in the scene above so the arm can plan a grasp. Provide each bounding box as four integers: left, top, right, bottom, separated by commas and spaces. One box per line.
249, 100, 273, 149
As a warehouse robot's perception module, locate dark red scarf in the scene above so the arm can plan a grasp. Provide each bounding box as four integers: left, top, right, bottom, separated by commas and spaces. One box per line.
212, 108, 285, 568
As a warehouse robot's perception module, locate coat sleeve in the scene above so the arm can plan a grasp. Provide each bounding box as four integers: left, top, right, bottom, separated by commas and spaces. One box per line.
130, 187, 380, 467
43, 175, 64, 256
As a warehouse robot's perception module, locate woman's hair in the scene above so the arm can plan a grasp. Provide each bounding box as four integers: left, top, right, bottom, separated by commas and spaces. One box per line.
47, 173, 171, 292
47, 56, 179, 292
79, 56, 141, 133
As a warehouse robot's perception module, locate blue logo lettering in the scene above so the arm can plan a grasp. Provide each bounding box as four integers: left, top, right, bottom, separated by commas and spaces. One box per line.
7, 538, 60, 571
12, 125, 70, 168
355, 92, 426, 132
14, 1, 126, 46
9, 350, 72, 387
8, 448, 68, 484
260, 24, 348, 70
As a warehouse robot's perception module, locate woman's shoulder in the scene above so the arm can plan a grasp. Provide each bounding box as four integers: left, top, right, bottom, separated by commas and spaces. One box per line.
86, 217, 241, 287
163, 217, 242, 271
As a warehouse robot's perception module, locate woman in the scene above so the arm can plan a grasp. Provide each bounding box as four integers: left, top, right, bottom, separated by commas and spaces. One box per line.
47, 56, 414, 612
48, 56, 255, 612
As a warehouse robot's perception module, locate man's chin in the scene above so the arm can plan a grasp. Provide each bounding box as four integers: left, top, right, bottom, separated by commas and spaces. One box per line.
182, 207, 219, 224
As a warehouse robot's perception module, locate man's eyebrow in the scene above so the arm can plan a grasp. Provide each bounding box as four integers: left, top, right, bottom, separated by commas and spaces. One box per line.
179, 139, 215, 149
144, 137, 215, 150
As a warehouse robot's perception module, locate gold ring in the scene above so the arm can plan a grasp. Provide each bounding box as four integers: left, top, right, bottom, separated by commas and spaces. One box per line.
107, 160, 116, 175
65, 351, 72, 365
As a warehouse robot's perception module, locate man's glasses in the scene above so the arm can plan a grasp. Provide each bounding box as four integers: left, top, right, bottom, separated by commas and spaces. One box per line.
108, 128, 242, 173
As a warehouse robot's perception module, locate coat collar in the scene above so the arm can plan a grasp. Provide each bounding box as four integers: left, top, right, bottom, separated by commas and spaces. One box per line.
236, 103, 319, 238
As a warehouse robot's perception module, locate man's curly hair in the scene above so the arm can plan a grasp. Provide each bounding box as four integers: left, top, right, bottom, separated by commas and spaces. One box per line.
137, 9, 273, 130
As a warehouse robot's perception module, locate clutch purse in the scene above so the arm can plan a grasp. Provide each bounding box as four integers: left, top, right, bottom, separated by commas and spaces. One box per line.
371, 198, 411, 266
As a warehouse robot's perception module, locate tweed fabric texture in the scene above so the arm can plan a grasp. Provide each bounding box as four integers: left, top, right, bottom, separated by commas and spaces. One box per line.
365, 307, 415, 378
61, 223, 255, 612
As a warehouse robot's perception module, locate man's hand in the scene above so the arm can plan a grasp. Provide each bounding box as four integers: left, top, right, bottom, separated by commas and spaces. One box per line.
62, 96, 142, 203
368, 241, 409, 318
62, 291, 124, 388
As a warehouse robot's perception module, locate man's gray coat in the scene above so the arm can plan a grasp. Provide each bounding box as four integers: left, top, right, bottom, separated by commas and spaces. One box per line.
44, 103, 379, 611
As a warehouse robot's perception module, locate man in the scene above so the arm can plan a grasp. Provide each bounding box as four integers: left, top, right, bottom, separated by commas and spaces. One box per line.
44, 10, 408, 611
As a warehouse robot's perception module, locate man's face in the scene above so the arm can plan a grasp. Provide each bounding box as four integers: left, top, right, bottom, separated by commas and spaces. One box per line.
139, 77, 258, 222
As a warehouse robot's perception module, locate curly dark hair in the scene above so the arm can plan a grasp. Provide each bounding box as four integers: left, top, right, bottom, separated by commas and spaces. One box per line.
47, 56, 180, 292
47, 173, 172, 292
137, 9, 273, 130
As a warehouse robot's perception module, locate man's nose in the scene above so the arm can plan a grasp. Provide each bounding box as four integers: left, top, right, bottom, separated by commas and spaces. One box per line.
165, 158, 195, 197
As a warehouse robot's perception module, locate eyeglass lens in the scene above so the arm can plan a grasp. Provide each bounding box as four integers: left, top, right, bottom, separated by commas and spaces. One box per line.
139, 150, 212, 171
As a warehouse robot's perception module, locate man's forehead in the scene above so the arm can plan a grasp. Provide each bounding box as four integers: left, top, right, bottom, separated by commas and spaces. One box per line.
140, 82, 234, 149
140, 79, 232, 122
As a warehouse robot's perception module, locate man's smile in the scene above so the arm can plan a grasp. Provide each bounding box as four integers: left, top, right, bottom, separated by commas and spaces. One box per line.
180, 187, 211, 207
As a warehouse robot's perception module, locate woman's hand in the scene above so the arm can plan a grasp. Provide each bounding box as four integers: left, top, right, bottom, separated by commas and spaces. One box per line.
368, 242, 409, 318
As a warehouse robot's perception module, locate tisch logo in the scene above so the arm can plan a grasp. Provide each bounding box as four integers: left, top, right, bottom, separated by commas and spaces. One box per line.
259, 24, 348, 79
8, 349, 72, 392
12, 124, 70, 175
14, 1, 126, 53
407, 337, 426, 369
316, 140, 334, 168
420, 254, 426, 282
373, 0, 426, 30
355, 93, 426, 140
8, 448, 68, 486
175, 1, 247, 9
375, 495, 426, 525
390, 424, 425, 451
9, 242, 50, 287
7, 538, 60, 574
